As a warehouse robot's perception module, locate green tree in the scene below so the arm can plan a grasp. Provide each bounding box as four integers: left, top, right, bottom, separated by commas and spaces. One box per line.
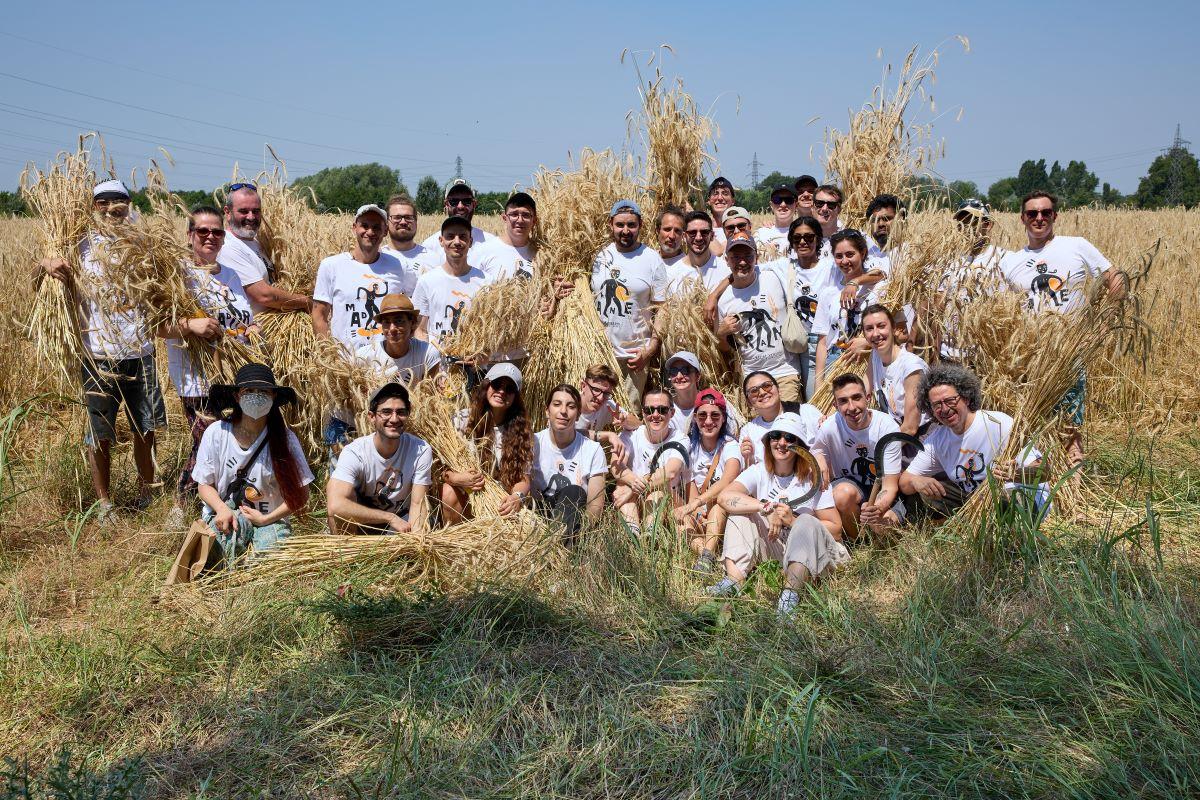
291, 163, 406, 213
755, 171, 798, 192
987, 177, 1020, 212
415, 175, 442, 215
0, 191, 29, 216
1100, 182, 1125, 207
1048, 160, 1099, 208
1134, 147, 1200, 209
947, 180, 980, 203
1013, 159, 1051, 200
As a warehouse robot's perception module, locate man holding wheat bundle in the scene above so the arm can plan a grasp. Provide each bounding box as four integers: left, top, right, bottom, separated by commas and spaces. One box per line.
39, 179, 166, 523
219, 183, 311, 314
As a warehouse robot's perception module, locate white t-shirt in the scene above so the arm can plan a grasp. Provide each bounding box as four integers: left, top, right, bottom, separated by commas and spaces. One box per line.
754, 224, 791, 261
668, 402, 695, 436
411, 265, 489, 346
191, 422, 314, 516
330, 432, 432, 519
939, 245, 1008, 360
687, 435, 742, 491
591, 243, 669, 360
77, 234, 153, 360
664, 253, 730, 296
741, 404, 823, 464
531, 429, 607, 496
167, 264, 254, 397
734, 462, 835, 517
760, 256, 836, 332
618, 426, 689, 484
474, 239, 536, 282
217, 234, 273, 312
419, 226, 496, 267
354, 337, 442, 384
869, 349, 930, 428
313, 252, 412, 351
381, 241, 435, 285
812, 410, 902, 494
577, 400, 618, 434
811, 283, 877, 347
998, 235, 1111, 314
716, 271, 798, 379
907, 410, 1041, 495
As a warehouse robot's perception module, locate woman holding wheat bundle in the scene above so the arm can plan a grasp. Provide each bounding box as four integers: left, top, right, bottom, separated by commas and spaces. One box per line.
812, 229, 876, 379
444, 362, 534, 524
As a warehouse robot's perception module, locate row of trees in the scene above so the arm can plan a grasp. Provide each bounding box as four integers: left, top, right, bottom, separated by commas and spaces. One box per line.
2, 149, 1197, 216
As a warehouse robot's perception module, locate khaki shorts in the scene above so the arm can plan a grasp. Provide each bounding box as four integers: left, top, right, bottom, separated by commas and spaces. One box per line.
775, 373, 802, 404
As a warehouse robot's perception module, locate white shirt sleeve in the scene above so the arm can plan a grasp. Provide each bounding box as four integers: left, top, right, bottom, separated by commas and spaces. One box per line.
190, 424, 221, 488
313, 259, 333, 305
411, 275, 431, 317
906, 443, 938, 477
423, 341, 443, 372
288, 430, 315, 486
585, 440, 608, 479
814, 485, 836, 511
220, 243, 267, 287
650, 259, 669, 303
811, 293, 834, 338
330, 439, 364, 485
733, 463, 762, 497
1078, 238, 1112, 276
412, 440, 433, 486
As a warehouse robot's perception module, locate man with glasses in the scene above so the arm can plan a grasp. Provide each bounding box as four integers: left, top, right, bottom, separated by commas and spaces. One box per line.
475, 192, 537, 282
998, 190, 1123, 466
793, 175, 819, 218
900, 364, 1046, 516
575, 363, 632, 462
812, 374, 905, 537
715, 233, 802, 405
813, 184, 844, 245
381, 194, 434, 281
706, 176, 737, 252
612, 387, 689, 537
219, 183, 311, 314
419, 179, 496, 265
720, 205, 754, 243
326, 382, 433, 535
355, 294, 442, 385
754, 184, 797, 260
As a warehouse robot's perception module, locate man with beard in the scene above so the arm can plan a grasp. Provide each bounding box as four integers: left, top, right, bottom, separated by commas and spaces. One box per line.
38, 180, 168, 522
327, 382, 433, 534
218, 183, 311, 314
381, 194, 434, 282
665, 211, 729, 295
656, 205, 686, 268
418, 179, 496, 265
864, 194, 901, 256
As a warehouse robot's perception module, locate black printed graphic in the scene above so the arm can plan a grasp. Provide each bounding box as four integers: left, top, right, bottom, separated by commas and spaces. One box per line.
737, 305, 780, 351
954, 453, 986, 493
1028, 261, 1067, 308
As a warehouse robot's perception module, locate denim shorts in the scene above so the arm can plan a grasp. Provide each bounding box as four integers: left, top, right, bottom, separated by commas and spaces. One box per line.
82, 354, 167, 445
1056, 371, 1086, 428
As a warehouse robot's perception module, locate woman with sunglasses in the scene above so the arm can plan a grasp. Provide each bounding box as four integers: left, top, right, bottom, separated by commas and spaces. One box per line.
531, 384, 608, 541
738, 371, 824, 469
707, 414, 846, 618
862, 303, 929, 437
813, 230, 877, 379
445, 363, 533, 524
161, 205, 258, 528
676, 389, 743, 574
613, 387, 689, 537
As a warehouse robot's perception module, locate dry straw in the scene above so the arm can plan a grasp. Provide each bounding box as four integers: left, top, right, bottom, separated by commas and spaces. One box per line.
439, 277, 542, 364
657, 280, 745, 412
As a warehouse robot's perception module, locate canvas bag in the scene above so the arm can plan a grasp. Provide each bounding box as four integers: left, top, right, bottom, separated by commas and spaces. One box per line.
777, 261, 808, 354
164, 520, 216, 585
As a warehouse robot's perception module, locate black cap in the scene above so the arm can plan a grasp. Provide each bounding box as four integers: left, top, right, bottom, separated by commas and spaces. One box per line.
440, 215, 473, 233
794, 175, 818, 190
506, 191, 536, 213
708, 176, 734, 195
209, 363, 297, 409
770, 183, 797, 200
368, 381, 411, 412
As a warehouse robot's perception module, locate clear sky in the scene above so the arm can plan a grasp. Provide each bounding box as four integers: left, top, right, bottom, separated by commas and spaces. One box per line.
1, 0, 1196, 196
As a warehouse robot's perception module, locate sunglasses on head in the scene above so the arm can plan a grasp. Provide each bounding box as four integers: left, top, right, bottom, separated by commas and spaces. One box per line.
227, 182, 257, 193
643, 404, 672, 417
766, 431, 800, 445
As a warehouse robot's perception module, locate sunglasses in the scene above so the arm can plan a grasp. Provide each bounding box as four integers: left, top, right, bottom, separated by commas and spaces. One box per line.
694, 410, 723, 421
771, 195, 796, 205
1024, 208, 1055, 219
725, 221, 750, 232
643, 405, 672, 416
766, 431, 800, 445
814, 199, 840, 209
447, 196, 475, 207
790, 233, 818, 245
227, 182, 257, 193
745, 381, 777, 397
191, 227, 226, 239
489, 380, 518, 394
685, 229, 713, 238
666, 365, 695, 377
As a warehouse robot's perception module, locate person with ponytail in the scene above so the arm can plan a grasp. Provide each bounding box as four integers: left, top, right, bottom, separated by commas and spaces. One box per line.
191, 363, 313, 562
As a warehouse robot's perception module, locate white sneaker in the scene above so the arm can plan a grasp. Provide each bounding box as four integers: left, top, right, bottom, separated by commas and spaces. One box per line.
705, 577, 741, 597
776, 589, 800, 618
95, 500, 116, 526
165, 505, 186, 530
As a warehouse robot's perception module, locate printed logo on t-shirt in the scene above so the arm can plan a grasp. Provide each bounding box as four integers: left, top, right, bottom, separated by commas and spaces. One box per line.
842, 440, 877, 491
594, 252, 632, 320
544, 458, 578, 500
737, 296, 781, 352
794, 282, 819, 325
362, 464, 410, 514
514, 259, 534, 280
1027, 260, 1067, 308
213, 283, 251, 335
954, 449, 987, 493
350, 276, 390, 337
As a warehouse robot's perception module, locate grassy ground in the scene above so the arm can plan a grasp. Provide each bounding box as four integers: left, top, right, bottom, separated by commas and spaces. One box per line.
1, 420, 1197, 799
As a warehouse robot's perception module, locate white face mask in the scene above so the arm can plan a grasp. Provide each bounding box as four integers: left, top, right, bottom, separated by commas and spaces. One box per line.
238, 391, 273, 419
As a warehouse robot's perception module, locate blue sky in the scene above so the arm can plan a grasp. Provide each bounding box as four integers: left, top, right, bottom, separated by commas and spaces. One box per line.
1, 1, 1196, 195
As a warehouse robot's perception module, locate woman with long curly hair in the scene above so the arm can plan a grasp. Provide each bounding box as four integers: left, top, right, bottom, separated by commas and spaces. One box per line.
192, 363, 313, 562
442, 362, 533, 524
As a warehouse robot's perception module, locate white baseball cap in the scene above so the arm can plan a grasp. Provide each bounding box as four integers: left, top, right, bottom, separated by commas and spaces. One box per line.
665, 351, 701, 373
93, 179, 130, 200
762, 412, 805, 443
484, 362, 522, 391
354, 204, 387, 222
721, 206, 752, 225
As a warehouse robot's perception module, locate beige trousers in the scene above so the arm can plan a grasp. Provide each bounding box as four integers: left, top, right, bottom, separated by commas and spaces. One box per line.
722, 513, 850, 577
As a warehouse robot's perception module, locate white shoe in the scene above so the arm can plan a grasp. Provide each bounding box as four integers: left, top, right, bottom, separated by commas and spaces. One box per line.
776, 589, 800, 618
705, 577, 741, 597
95, 500, 116, 526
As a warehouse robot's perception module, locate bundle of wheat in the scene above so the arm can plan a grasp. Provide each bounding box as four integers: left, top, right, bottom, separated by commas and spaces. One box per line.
439, 277, 543, 364
291, 336, 385, 448
254, 161, 350, 295
656, 280, 744, 412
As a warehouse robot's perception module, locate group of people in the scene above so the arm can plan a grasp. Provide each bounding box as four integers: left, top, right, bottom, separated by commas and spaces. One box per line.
35, 172, 1120, 615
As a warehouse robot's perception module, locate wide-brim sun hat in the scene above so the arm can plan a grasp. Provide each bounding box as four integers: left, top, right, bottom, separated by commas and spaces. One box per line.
209, 362, 297, 410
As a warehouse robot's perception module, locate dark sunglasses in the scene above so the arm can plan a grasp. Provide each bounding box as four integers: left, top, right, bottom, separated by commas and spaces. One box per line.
790, 233, 818, 245
1023, 208, 1055, 219
766, 431, 800, 445
643, 404, 672, 416
191, 227, 226, 238
814, 198, 840, 209
227, 182, 257, 193
745, 381, 777, 397
694, 410, 723, 421
685, 229, 713, 238
771, 195, 796, 205
489, 380, 518, 394
447, 196, 475, 207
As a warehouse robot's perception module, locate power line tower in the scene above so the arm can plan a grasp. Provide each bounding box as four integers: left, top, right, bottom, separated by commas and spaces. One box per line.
748, 152, 761, 188
454, 155, 464, 181
1164, 124, 1192, 206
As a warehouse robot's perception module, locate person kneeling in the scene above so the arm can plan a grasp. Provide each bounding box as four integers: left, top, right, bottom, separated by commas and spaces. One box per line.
612, 387, 689, 537
531, 385, 608, 542
326, 382, 433, 534
192, 364, 313, 564
707, 414, 845, 619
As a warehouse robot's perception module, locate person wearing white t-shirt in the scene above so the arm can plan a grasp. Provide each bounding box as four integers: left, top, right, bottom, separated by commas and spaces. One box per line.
326, 382, 433, 535
532, 384, 608, 540
862, 304, 929, 436
192, 364, 313, 562
575, 363, 632, 464
812, 374, 905, 538
411, 216, 489, 354
999, 190, 1124, 466
667, 211, 729, 296
475, 192, 538, 282
715, 233, 801, 402
656, 205, 686, 271
664, 351, 702, 435
864, 194, 901, 256
754, 184, 797, 261
613, 387, 689, 535
738, 371, 825, 472
901, 364, 1046, 516
418, 179, 496, 265
706, 176, 736, 255
381, 194, 436, 281
354, 293, 442, 385
929, 200, 1008, 363
813, 230, 878, 379
793, 175, 819, 219
38, 180, 166, 522
219, 183, 311, 314
707, 414, 846, 618
677, 388, 743, 574
588, 200, 668, 410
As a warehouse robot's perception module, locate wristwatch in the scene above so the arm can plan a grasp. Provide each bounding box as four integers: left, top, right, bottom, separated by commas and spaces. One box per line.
514, 490, 529, 505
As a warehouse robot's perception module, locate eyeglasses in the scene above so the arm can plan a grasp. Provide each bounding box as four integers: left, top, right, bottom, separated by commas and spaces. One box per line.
227, 182, 257, 193
725, 221, 750, 232
929, 395, 963, 411
389, 214, 416, 223
374, 407, 411, 418
506, 210, 534, 221
766, 431, 800, 445
745, 381, 777, 397
790, 233, 818, 245
1023, 208, 1055, 219
814, 198, 841, 209
694, 411, 723, 421
191, 227, 226, 239
583, 381, 613, 400
643, 405, 672, 416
